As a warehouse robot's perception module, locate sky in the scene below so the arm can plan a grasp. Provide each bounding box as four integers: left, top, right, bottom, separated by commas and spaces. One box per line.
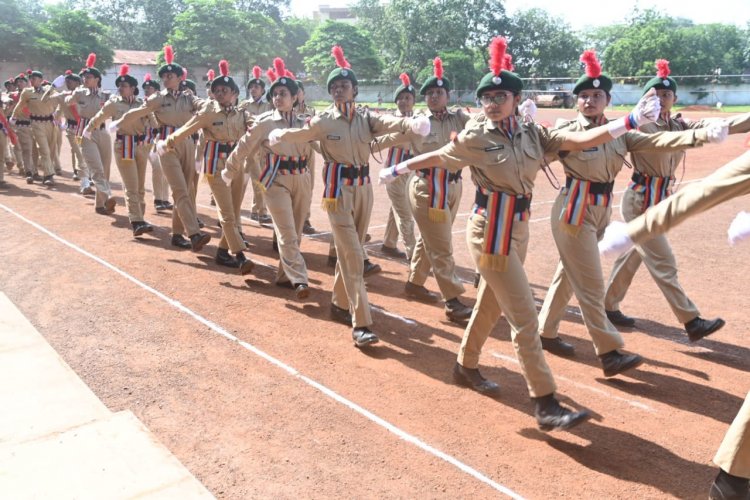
289, 0, 750, 30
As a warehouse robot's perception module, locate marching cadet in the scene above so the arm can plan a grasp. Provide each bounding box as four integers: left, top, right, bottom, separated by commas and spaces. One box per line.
85, 64, 155, 236
294, 79, 319, 234
371, 72, 418, 261
603, 59, 750, 341
535, 50, 727, 376
11, 69, 57, 185
1, 84, 19, 173
0, 103, 16, 188
9, 73, 34, 180
113, 45, 211, 252
158, 60, 254, 275
239, 65, 273, 224
268, 45, 430, 347
224, 58, 314, 298
58, 71, 85, 182
141, 74, 173, 212
379, 36, 627, 429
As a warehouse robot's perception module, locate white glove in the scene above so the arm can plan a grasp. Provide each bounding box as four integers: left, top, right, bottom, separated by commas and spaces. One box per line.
9, 117, 16, 126
704, 121, 729, 144
378, 161, 410, 185
268, 129, 283, 146
195, 160, 202, 174
148, 150, 159, 164
518, 98, 537, 123
409, 115, 430, 137
52, 75, 66, 89
82, 129, 92, 140
59, 120, 67, 131
598, 220, 634, 258
220, 168, 232, 186
106, 120, 119, 134
631, 90, 661, 126
156, 139, 168, 156
728, 211, 750, 245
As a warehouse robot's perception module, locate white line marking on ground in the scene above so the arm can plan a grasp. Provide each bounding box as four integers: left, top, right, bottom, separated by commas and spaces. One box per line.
490, 352, 655, 413
0, 202, 524, 500
370, 305, 416, 325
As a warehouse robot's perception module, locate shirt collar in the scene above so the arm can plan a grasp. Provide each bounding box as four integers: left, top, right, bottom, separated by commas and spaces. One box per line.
577, 112, 607, 129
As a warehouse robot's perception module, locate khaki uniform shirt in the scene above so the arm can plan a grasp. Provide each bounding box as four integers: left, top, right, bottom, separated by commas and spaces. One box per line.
118, 89, 203, 129
87, 96, 149, 136
239, 98, 273, 116
164, 100, 252, 150
64, 88, 108, 120
12, 86, 56, 119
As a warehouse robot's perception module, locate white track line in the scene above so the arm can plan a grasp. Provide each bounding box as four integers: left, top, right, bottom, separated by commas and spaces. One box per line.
0, 202, 523, 500
490, 352, 655, 413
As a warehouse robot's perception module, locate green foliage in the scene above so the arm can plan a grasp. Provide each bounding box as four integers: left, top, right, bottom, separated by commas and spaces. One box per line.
280, 17, 316, 73
0, 0, 38, 63
299, 21, 383, 83
415, 50, 480, 90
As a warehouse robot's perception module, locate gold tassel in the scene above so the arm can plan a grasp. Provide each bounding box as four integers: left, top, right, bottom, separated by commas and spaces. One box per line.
428, 207, 448, 223
321, 197, 337, 212
479, 253, 508, 272
253, 179, 267, 193
561, 223, 581, 237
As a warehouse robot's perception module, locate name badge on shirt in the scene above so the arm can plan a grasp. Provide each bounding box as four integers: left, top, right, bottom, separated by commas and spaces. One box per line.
582, 146, 599, 152
484, 145, 504, 152
78, 101, 86, 105
326, 134, 340, 140
212, 121, 224, 126
161, 103, 172, 108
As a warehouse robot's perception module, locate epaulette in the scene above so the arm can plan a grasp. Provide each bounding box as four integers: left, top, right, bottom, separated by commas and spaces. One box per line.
553, 118, 575, 131
256, 109, 275, 121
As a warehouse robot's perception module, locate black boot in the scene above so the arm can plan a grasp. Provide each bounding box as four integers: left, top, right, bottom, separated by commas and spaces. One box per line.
235, 251, 255, 276
685, 316, 726, 342
215, 248, 240, 268
709, 469, 750, 500
171, 234, 192, 249
452, 362, 500, 395
533, 394, 591, 432
352, 327, 379, 348
541, 336, 576, 357
363, 259, 381, 277
445, 298, 472, 323
599, 350, 644, 377
189, 232, 211, 252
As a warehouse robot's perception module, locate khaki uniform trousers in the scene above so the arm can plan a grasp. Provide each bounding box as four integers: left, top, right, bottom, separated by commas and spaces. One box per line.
383, 172, 416, 259
408, 175, 465, 300
29, 120, 55, 176
538, 193, 624, 355
161, 139, 199, 237
16, 126, 34, 174
265, 172, 312, 285
244, 154, 268, 216
629, 150, 750, 243
0, 132, 5, 182
81, 129, 112, 208
51, 124, 61, 171
206, 164, 245, 254
10, 136, 24, 172
604, 188, 700, 323
715, 391, 750, 478
149, 149, 171, 202
305, 154, 317, 221
458, 214, 557, 397
114, 140, 150, 223
330, 184, 373, 328
65, 129, 84, 175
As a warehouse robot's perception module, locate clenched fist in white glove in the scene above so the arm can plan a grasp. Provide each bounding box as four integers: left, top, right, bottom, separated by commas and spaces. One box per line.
607, 88, 661, 138
728, 211, 750, 245
518, 98, 537, 123
703, 121, 729, 144
106, 120, 119, 134
409, 115, 430, 137
268, 128, 283, 146
156, 139, 168, 156
220, 168, 232, 186
378, 161, 410, 185
52, 75, 66, 89
82, 129, 92, 140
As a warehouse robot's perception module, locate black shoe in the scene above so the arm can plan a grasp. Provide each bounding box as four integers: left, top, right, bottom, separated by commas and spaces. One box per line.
709, 469, 750, 500
32, 173, 43, 182
171, 234, 192, 249
155, 200, 166, 212
599, 350, 644, 377
606, 309, 635, 327
540, 336, 576, 357
189, 232, 211, 252
685, 316, 725, 342
259, 214, 272, 225
295, 283, 310, 300
445, 298, 472, 323
302, 220, 316, 235
25, 172, 33, 184
327, 255, 337, 267
330, 304, 352, 326
405, 281, 440, 303
209, 196, 216, 206
352, 327, 379, 348
42, 175, 54, 186
0, 180, 6, 188
473, 272, 481, 289
104, 197, 116, 214
236, 251, 255, 275
533, 394, 592, 432
132, 221, 154, 236
95, 207, 112, 216
197, 218, 205, 229
250, 212, 260, 222
161, 200, 173, 210
363, 259, 381, 277
365, 233, 372, 242
380, 244, 406, 259
81, 186, 95, 196
215, 248, 240, 268
272, 235, 279, 253
453, 362, 500, 395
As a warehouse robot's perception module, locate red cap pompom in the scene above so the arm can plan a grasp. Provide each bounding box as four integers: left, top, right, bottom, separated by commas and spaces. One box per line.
144, 73, 152, 82
207, 69, 215, 81
273, 58, 287, 82
118, 64, 129, 77
65, 70, 72, 75
164, 45, 174, 65
433, 57, 443, 79
580, 50, 602, 79
26, 69, 32, 75
252, 66, 262, 79
656, 59, 671, 79
399, 73, 410, 87
218, 60, 229, 78
331, 45, 351, 69
266, 67, 276, 82
86, 53, 96, 69
489, 36, 507, 77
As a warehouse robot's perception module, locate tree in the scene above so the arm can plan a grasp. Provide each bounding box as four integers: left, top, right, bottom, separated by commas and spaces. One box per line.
416, 49, 480, 90
299, 21, 383, 83
236, 0, 289, 22
0, 0, 42, 63
280, 17, 316, 74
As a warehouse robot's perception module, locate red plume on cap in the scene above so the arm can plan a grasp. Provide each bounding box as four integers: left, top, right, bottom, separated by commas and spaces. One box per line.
273, 58, 287, 81
86, 53, 96, 68
119, 64, 129, 77
285, 69, 295, 78
182, 69, 187, 81
433, 57, 443, 79
219, 60, 229, 78
504, 54, 514, 72
144, 73, 152, 82
65, 70, 72, 75
656, 59, 671, 79
206, 69, 215, 81
252, 66, 262, 79
331, 45, 351, 69
26, 69, 32, 75
489, 37, 508, 77
164, 45, 174, 65
399, 73, 411, 86
580, 50, 602, 78
266, 67, 276, 82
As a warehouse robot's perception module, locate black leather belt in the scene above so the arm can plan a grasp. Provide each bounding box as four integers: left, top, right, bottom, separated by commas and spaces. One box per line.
277, 158, 308, 171
30, 115, 54, 121
67, 119, 77, 127
631, 171, 672, 185
419, 168, 462, 182
15, 120, 30, 126
565, 176, 614, 194
214, 142, 236, 154
340, 165, 369, 180
191, 133, 199, 141
116, 133, 147, 142
474, 190, 531, 212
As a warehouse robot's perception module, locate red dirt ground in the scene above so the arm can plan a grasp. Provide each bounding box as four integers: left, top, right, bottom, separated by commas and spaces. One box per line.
1, 108, 749, 499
